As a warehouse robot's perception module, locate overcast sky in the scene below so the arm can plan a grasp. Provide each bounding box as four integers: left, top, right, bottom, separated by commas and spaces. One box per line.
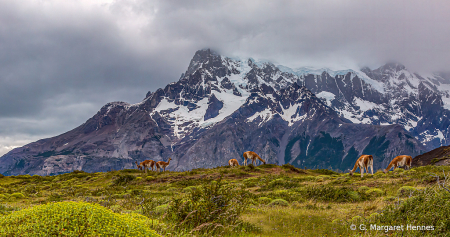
0, 0, 449, 156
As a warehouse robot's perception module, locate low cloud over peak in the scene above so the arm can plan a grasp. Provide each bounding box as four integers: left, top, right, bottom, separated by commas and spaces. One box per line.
0, 0, 449, 155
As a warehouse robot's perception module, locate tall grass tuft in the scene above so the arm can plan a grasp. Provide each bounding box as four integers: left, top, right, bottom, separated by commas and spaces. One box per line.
164, 175, 259, 235
376, 188, 450, 236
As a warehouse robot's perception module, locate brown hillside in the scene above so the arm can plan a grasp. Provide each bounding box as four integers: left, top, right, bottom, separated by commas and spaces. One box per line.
413, 145, 450, 167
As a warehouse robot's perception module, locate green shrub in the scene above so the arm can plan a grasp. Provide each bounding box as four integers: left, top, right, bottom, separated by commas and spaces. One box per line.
369, 212, 381, 221
266, 189, 304, 202
10, 193, 25, 199
146, 176, 156, 181
0, 194, 6, 200
267, 178, 298, 189
258, 197, 272, 204
0, 201, 160, 236
331, 219, 345, 225
366, 188, 384, 197
378, 188, 450, 235
31, 175, 42, 181
312, 169, 339, 175
358, 186, 369, 193
347, 191, 361, 201
329, 176, 350, 184
243, 177, 259, 187
189, 170, 199, 175
281, 164, 305, 173
136, 177, 143, 181
165, 175, 255, 235
166, 187, 178, 192
351, 215, 363, 223
268, 198, 289, 206
182, 186, 198, 193
314, 175, 332, 182
230, 169, 247, 177
15, 174, 32, 179
373, 171, 385, 178
293, 175, 317, 182
154, 204, 169, 215
397, 186, 416, 197
113, 174, 136, 185
128, 189, 143, 195
259, 164, 278, 169
244, 164, 257, 171
300, 186, 364, 202
383, 196, 396, 202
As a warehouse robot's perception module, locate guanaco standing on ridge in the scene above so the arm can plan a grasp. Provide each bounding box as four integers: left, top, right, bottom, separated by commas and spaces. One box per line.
228, 159, 240, 167
243, 151, 266, 166
349, 155, 374, 178
383, 155, 412, 173
135, 160, 156, 173
156, 158, 172, 172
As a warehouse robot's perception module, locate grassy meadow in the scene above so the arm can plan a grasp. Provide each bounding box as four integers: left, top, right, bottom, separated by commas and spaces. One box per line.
0, 164, 449, 236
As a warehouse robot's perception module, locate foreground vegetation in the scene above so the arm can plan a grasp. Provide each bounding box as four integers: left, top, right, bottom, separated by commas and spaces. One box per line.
0, 164, 449, 236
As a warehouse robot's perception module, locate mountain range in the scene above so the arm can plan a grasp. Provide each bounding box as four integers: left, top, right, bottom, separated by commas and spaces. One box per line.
2, 49, 449, 175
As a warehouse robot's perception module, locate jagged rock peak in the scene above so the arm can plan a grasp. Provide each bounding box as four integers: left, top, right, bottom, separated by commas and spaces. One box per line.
376, 62, 406, 73
185, 48, 222, 76
100, 101, 130, 113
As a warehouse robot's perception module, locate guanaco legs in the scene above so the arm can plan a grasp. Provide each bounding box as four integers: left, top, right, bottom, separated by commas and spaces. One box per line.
243, 151, 266, 166
135, 160, 156, 173
349, 155, 374, 178
228, 159, 240, 167
156, 158, 172, 172
383, 155, 412, 173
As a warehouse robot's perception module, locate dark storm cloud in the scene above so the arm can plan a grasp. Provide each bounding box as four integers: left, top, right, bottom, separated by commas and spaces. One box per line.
0, 0, 449, 155
145, 0, 450, 71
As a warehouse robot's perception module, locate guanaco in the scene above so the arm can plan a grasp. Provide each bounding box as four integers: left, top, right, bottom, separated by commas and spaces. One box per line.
243, 151, 266, 166
228, 159, 240, 167
383, 155, 412, 173
156, 158, 172, 172
349, 155, 373, 178
135, 160, 156, 173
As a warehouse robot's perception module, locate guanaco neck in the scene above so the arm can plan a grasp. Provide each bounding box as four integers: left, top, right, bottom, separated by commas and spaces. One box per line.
384, 162, 395, 173
350, 161, 359, 173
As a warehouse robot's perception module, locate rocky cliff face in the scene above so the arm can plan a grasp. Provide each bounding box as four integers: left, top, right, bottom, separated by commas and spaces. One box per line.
1, 49, 440, 175
293, 63, 450, 150
412, 145, 450, 167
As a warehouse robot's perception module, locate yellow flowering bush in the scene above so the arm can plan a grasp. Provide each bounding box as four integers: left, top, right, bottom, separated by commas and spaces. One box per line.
0, 201, 160, 236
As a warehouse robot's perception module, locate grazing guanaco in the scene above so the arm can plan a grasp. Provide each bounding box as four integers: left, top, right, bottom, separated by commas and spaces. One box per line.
243, 151, 266, 166
383, 155, 412, 173
228, 159, 240, 167
135, 161, 143, 170
349, 155, 373, 178
135, 160, 156, 173
156, 158, 172, 172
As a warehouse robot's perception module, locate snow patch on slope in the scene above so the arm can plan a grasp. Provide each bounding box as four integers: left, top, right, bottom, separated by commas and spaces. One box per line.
353, 98, 378, 112
437, 83, 450, 110
316, 91, 335, 106
247, 108, 274, 126
279, 104, 307, 126
246, 103, 307, 127
154, 89, 250, 137
281, 66, 385, 93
